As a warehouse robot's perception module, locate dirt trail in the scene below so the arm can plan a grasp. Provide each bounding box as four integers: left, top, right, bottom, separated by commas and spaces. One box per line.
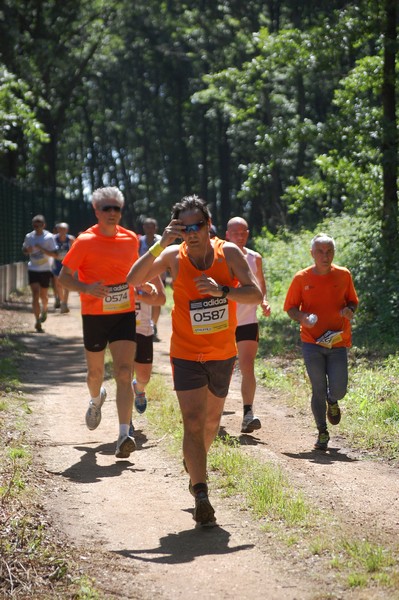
12, 293, 399, 599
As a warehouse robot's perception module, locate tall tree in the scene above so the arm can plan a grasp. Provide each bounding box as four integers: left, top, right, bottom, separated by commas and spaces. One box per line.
381, 0, 398, 252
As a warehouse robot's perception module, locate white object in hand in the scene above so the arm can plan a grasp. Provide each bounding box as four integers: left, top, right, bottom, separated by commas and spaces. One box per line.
306, 313, 318, 326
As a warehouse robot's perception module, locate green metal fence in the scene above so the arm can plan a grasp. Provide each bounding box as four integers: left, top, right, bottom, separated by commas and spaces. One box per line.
0, 175, 94, 265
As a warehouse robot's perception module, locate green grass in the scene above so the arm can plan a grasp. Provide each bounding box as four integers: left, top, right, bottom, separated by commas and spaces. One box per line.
209, 436, 309, 527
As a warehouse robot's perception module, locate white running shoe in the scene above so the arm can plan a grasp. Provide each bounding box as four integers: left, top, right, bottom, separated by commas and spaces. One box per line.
241, 410, 261, 434
85, 387, 107, 431
115, 434, 136, 458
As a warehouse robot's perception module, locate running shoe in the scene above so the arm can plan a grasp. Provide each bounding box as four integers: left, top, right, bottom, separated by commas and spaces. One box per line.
85, 387, 107, 430
193, 492, 217, 528
241, 410, 261, 433
133, 379, 147, 414
115, 434, 136, 458
60, 303, 70, 314
40, 311, 47, 323
327, 401, 341, 425
35, 319, 43, 333
314, 429, 330, 451
54, 298, 61, 309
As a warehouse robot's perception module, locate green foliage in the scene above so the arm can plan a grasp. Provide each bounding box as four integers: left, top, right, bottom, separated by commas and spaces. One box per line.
282, 53, 384, 226
0, 67, 48, 154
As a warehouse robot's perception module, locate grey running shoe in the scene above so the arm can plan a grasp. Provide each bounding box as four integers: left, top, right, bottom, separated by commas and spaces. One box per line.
85, 387, 107, 430
35, 319, 43, 333
194, 492, 217, 528
314, 430, 330, 451
327, 401, 341, 425
115, 435, 136, 458
241, 410, 261, 433
60, 303, 70, 314
133, 379, 147, 414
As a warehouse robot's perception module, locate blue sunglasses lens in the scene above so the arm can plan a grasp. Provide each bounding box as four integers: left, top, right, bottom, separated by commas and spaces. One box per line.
184, 221, 205, 233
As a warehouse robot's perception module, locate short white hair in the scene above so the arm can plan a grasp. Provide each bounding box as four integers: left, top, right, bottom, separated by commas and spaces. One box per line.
91, 186, 125, 209
311, 233, 335, 251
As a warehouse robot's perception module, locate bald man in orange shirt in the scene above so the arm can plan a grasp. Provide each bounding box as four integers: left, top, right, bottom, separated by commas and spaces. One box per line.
284, 233, 358, 451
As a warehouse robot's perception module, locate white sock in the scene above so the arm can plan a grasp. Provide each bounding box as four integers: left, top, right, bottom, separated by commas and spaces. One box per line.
119, 424, 129, 437
90, 393, 102, 406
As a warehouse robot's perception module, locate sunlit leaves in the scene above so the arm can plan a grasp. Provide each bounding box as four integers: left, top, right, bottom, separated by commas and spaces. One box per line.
0, 67, 49, 153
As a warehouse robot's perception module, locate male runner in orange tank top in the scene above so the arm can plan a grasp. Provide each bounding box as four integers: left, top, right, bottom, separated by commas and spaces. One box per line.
127, 195, 262, 528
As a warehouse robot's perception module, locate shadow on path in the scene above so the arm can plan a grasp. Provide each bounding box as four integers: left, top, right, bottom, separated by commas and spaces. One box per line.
218, 426, 267, 447
114, 527, 254, 564
48, 442, 146, 483
16, 330, 87, 394
283, 448, 358, 464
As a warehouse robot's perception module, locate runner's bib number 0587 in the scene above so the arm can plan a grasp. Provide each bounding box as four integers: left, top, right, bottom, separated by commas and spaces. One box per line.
189, 297, 229, 334
103, 282, 131, 312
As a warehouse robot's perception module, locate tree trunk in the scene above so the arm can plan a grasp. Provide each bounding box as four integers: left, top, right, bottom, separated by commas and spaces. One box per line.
381, 0, 398, 254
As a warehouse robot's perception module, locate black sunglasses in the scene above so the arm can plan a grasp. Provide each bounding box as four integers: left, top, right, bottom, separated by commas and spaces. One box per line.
182, 220, 206, 233
100, 205, 122, 212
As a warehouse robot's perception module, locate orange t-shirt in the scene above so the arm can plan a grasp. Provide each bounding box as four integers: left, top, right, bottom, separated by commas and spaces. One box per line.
171, 238, 237, 361
283, 264, 358, 347
62, 224, 139, 315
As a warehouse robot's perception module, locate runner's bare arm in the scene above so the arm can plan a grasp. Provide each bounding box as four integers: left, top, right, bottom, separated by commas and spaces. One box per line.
127, 218, 184, 286
255, 254, 271, 316
135, 276, 166, 306
59, 265, 109, 298
194, 243, 262, 304
286, 306, 308, 324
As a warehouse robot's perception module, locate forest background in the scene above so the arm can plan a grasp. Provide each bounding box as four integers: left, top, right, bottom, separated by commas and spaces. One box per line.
0, 0, 398, 344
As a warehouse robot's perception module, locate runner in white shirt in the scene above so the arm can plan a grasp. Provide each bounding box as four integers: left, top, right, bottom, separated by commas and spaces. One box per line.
226, 217, 271, 433
22, 215, 58, 332
129, 275, 166, 435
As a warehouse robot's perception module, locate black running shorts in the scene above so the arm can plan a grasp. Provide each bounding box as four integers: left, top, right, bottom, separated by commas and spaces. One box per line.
28, 270, 52, 288
171, 356, 236, 398
82, 311, 136, 352
135, 333, 153, 364
235, 323, 259, 343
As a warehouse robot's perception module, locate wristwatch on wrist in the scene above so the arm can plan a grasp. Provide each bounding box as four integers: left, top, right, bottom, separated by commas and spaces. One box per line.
220, 285, 230, 298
